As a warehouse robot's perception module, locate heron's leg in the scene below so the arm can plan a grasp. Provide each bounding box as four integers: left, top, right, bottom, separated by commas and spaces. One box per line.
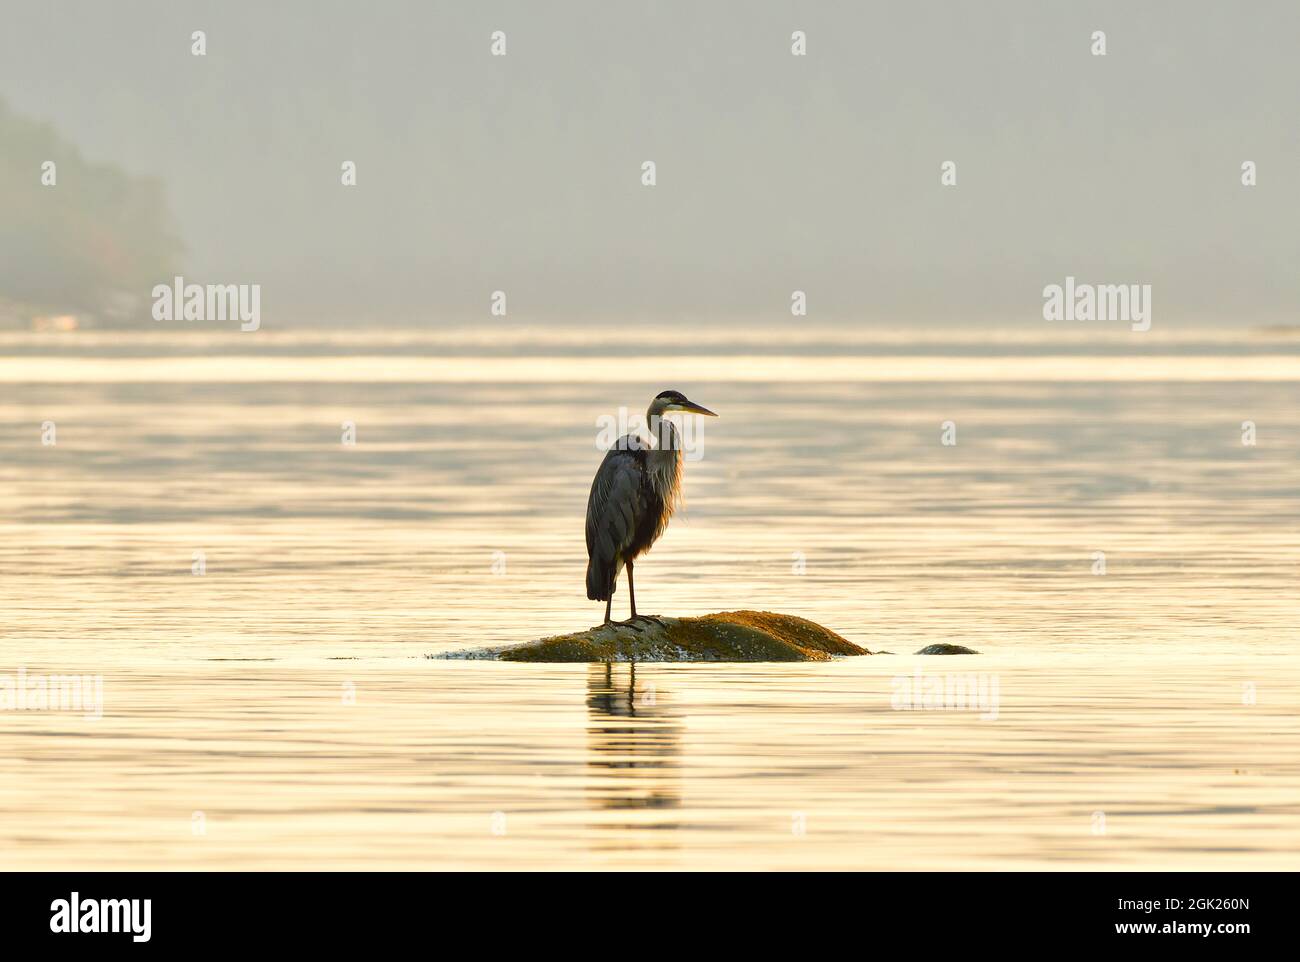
623, 560, 666, 625
604, 595, 612, 625
607, 565, 645, 631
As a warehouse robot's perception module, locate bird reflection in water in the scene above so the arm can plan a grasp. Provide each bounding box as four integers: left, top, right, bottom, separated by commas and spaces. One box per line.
585, 663, 682, 847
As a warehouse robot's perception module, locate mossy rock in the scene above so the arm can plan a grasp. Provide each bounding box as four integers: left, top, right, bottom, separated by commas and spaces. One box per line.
914, 643, 980, 655
491, 610, 869, 663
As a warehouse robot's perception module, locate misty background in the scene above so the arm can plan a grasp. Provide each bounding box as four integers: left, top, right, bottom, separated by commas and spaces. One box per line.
1, 0, 1296, 328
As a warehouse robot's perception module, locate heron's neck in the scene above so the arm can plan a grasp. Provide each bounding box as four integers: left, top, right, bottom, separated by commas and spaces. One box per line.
646, 414, 684, 509
648, 414, 681, 453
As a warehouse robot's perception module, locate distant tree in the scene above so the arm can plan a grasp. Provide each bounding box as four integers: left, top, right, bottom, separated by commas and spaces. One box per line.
0, 96, 182, 325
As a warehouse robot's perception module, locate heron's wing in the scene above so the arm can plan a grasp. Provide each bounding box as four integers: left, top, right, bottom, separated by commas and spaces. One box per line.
585, 437, 649, 569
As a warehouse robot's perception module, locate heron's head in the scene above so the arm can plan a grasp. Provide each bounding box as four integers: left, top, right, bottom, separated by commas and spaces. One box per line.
647, 390, 718, 419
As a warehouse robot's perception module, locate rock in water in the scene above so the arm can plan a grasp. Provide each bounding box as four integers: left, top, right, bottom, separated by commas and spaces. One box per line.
490, 611, 869, 662
913, 643, 980, 655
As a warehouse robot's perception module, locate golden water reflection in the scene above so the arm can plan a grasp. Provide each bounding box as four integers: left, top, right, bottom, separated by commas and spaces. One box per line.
585, 664, 682, 850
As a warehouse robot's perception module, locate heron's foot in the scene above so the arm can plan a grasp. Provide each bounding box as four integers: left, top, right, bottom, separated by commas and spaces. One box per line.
608, 618, 646, 633
630, 614, 666, 626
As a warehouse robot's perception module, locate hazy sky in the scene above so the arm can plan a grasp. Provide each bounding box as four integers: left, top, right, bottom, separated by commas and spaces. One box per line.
2, 0, 1297, 326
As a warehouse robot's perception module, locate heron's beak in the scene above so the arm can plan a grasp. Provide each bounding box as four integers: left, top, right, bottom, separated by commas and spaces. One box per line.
680, 400, 718, 417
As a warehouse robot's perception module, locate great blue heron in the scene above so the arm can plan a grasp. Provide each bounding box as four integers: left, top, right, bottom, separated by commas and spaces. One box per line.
585, 390, 718, 625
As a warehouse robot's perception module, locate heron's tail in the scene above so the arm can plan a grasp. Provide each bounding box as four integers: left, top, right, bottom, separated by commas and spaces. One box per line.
586, 555, 615, 601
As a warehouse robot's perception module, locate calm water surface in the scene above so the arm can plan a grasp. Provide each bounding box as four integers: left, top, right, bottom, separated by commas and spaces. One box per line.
1, 327, 1297, 869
